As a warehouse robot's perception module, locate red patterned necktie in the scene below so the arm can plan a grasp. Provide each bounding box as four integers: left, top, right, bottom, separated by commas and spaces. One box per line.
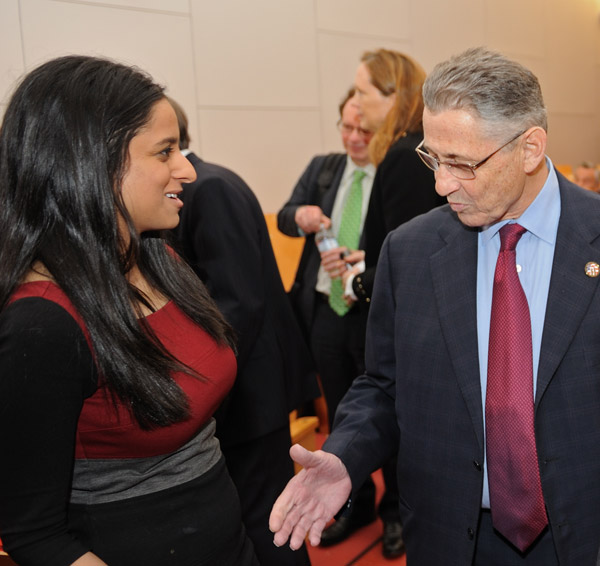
486, 223, 548, 552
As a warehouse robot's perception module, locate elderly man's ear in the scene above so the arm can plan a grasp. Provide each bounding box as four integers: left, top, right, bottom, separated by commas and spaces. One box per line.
522, 127, 547, 174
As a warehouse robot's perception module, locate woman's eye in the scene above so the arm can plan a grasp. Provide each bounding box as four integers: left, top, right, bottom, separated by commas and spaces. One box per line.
159, 146, 173, 157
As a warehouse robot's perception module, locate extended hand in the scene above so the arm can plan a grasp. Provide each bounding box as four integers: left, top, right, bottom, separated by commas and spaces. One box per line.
269, 445, 352, 549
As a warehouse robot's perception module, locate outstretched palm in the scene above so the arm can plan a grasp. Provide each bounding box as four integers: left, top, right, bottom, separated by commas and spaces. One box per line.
269, 445, 352, 549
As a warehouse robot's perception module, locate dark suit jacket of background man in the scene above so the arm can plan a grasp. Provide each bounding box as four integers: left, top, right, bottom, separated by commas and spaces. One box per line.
174, 152, 318, 566
324, 174, 600, 566
277, 152, 348, 337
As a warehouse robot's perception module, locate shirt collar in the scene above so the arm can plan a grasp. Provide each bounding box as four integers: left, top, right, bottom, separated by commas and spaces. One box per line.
346, 155, 375, 179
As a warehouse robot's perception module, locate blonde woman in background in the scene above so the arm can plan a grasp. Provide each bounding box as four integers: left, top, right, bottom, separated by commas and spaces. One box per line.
321, 49, 444, 559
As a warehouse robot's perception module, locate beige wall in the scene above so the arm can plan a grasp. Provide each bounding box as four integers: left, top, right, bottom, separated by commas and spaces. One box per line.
1, 0, 600, 212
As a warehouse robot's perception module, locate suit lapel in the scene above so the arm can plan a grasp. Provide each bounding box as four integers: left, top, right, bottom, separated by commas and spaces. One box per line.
430, 217, 484, 449
536, 179, 600, 405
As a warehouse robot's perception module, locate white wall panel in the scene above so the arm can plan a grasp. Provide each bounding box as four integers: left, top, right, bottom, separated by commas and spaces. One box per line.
60, 0, 189, 13
596, 15, 600, 66
1, 0, 599, 209
485, 0, 545, 58
316, 0, 410, 40
197, 108, 321, 213
190, 0, 319, 108
547, 112, 600, 166
18, 0, 198, 145
541, 0, 596, 115
1, 0, 25, 105
411, 1, 485, 73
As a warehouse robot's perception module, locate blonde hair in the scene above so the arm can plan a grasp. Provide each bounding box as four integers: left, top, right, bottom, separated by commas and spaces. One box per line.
361, 49, 426, 165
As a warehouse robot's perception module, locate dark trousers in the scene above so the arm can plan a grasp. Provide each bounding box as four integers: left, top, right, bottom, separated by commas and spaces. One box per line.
472, 510, 558, 566
310, 296, 366, 430
310, 297, 400, 522
222, 427, 311, 566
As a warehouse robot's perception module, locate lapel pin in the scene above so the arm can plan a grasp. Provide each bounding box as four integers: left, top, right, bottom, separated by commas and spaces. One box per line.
585, 262, 600, 277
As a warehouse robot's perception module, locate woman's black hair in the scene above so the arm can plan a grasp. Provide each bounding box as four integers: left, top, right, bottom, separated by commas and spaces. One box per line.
0, 55, 235, 429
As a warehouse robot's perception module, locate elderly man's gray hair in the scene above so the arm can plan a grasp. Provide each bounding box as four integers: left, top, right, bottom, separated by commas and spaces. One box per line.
422, 47, 547, 140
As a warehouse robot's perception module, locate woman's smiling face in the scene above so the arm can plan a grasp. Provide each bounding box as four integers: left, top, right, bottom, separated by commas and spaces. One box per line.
120, 98, 196, 234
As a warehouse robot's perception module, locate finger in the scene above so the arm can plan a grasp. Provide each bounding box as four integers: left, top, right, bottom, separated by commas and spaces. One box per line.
274, 499, 308, 549
320, 247, 342, 261
345, 249, 365, 263
289, 512, 315, 550
307, 517, 329, 547
273, 507, 300, 546
289, 499, 329, 549
327, 258, 344, 271
270, 503, 295, 547
270, 476, 302, 532
273, 524, 293, 548
320, 215, 332, 229
322, 259, 340, 273
319, 256, 335, 268
269, 495, 291, 532
289, 444, 315, 467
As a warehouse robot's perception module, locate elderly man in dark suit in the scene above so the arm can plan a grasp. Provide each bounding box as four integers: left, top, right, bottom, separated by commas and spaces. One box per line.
168, 98, 317, 566
270, 47, 600, 566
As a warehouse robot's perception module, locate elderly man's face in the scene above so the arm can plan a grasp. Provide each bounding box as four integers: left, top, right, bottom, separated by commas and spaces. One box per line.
422, 108, 533, 228
339, 100, 372, 167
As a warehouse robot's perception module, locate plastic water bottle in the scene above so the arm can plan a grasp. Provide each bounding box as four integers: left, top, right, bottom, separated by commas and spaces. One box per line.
315, 224, 351, 269
315, 224, 339, 252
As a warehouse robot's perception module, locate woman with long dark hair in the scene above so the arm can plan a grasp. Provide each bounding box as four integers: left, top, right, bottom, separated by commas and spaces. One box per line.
0, 55, 258, 566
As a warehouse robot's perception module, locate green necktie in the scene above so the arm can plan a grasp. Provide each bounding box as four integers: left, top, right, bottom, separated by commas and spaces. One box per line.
329, 169, 365, 316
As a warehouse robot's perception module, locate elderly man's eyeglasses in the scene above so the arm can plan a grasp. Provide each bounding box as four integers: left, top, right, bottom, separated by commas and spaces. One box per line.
415, 130, 526, 180
337, 121, 372, 138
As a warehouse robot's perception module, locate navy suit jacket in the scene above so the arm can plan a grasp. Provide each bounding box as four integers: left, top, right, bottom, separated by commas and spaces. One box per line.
325, 173, 600, 565
174, 153, 318, 446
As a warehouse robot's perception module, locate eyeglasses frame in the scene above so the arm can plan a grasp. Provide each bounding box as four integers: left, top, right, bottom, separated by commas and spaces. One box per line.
336, 119, 372, 139
415, 129, 528, 180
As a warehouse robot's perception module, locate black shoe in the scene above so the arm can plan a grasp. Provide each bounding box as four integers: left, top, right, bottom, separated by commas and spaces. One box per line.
319, 511, 376, 547
382, 520, 405, 559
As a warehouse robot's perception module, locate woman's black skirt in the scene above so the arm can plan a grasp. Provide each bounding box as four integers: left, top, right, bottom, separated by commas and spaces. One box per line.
67, 456, 259, 566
